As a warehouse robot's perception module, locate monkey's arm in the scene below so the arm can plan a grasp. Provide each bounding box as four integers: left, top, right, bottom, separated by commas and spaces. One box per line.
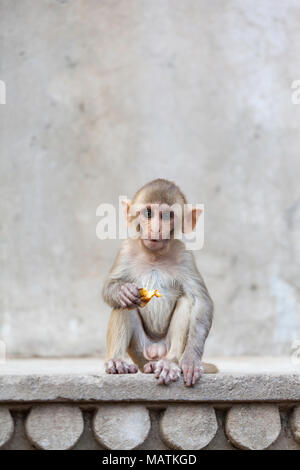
179, 252, 214, 385
102, 250, 140, 309
183, 292, 213, 358
102, 278, 123, 309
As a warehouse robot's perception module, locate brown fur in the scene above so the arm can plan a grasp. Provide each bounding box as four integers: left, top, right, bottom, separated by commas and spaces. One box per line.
103, 180, 217, 386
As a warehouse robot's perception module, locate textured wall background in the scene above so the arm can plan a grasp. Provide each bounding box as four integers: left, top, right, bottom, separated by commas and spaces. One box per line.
0, 0, 299, 357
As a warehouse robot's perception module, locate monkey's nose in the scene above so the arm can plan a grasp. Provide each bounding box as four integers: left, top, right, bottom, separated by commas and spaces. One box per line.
150, 233, 161, 240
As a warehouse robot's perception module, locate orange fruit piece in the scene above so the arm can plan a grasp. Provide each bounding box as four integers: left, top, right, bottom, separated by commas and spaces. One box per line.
138, 288, 162, 307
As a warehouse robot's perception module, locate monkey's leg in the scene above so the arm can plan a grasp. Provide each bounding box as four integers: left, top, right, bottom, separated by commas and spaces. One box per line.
105, 308, 148, 374
179, 295, 218, 386
143, 296, 191, 385
167, 297, 218, 375
165, 296, 191, 361
143, 296, 218, 385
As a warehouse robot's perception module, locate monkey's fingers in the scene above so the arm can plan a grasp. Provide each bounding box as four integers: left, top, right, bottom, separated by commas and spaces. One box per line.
128, 364, 138, 373
153, 360, 180, 385
105, 360, 117, 374
143, 361, 156, 374
118, 296, 128, 308
168, 367, 181, 382
122, 284, 140, 300
120, 286, 140, 305
106, 358, 137, 374
114, 359, 127, 374
119, 292, 138, 308
119, 293, 131, 306
154, 361, 164, 378
159, 367, 179, 385
124, 290, 139, 303
192, 365, 203, 385
157, 366, 169, 385
181, 364, 192, 386
126, 284, 140, 297
184, 366, 194, 387
181, 362, 203, 386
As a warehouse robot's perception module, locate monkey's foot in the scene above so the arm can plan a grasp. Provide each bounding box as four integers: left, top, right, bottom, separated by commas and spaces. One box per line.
179, 357, 203, 387
105, 358, 138, 374
144, 359, 180, 385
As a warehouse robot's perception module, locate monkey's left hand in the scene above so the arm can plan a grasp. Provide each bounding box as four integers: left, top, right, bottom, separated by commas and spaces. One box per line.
179, 355, 204, 387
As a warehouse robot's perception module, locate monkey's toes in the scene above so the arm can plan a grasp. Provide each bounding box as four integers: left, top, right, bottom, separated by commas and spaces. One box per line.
105, 359, 138, 374
153, 360, 181, 385
143, 361, 156, 374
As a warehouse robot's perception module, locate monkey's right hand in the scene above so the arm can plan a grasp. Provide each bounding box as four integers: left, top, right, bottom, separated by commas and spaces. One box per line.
117, 283, 141, 309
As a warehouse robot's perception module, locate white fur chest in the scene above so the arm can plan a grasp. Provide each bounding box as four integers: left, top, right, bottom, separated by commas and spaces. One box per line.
132, 268, 181, 338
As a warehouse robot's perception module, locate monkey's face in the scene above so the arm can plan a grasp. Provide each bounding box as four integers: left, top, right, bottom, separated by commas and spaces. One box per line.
139, 204, 175, 252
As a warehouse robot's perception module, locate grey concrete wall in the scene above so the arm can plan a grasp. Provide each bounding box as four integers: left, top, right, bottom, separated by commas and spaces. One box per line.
0, 0, 299, 357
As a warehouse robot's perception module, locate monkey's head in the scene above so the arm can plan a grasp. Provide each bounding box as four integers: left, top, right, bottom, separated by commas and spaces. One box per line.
122, 179, 202, 253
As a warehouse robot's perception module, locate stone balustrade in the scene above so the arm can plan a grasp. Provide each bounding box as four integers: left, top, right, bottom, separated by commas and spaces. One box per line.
0, 359, 299, 450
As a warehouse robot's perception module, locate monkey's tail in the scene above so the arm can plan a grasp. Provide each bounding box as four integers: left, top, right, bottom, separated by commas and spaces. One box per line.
202, 362, 219, 374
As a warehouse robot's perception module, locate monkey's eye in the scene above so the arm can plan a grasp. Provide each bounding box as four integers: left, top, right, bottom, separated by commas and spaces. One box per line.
161, 211, 173, 221
142, 208, 152, 219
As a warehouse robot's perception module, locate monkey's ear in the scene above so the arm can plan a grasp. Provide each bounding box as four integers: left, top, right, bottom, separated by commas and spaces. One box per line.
121, 199, 132, 225
183, 207, 202, 233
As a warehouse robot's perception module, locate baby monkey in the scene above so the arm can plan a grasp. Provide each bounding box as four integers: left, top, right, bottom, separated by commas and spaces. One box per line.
102, 179, 217, 386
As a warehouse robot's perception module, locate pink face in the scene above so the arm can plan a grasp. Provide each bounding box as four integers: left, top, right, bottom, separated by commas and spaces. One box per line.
139, 204, 175, 251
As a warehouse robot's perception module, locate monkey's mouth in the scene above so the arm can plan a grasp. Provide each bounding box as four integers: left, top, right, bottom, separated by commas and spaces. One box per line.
148, 237, 168, 243
142, 238, 167, 251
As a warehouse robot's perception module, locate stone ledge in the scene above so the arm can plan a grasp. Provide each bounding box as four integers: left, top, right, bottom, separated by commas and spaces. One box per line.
0, 359, 299, 450
0, 358, 299, 403
0, 373, 299, 403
